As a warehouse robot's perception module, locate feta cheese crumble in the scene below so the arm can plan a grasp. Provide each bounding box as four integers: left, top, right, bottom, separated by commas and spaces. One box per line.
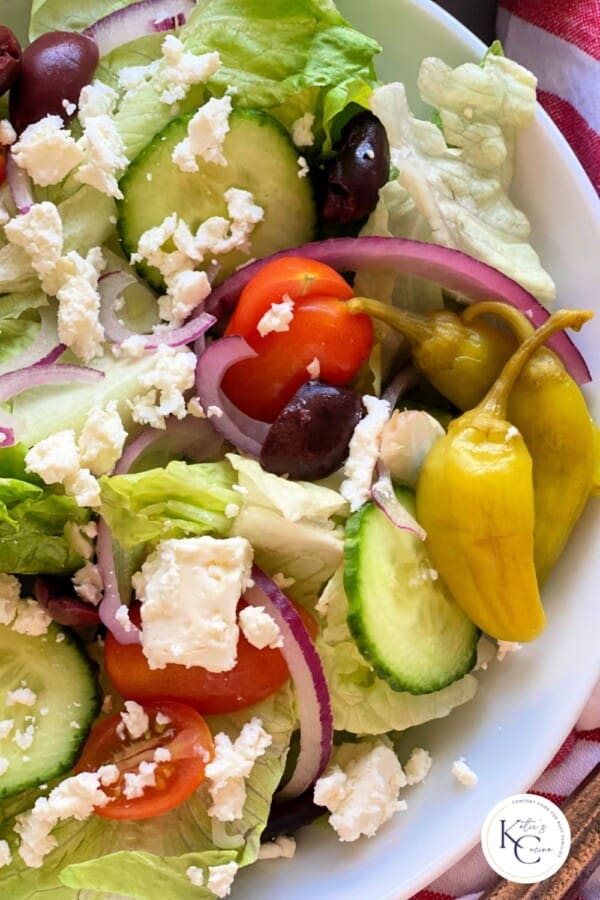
257, 295, 295, 336
25, 430, 101, 508
497, 640, 522, 661
15, 772, 110, 867
134, 536, 253, 671
306, 356, 321, 379
11, 115, 84, 186
452, 757, 479, 788
128, 344, 197, 428
78, 401, 127, 475
172, 94, 232, 171
258, 835, 297, 860
340, 395, 391, 511
6, 688, 37, 708
0, 120, 16, 146
291, 112, 315, 147
72, 562, 103, 607
160, 36, 221, 105
4, 202, 64, 294
404, 748, 432, 785
238, 606, 282, 649
120, 701, 149, 740
0, 840, 12, 868
207, 861, 239, 898
75, 82, 127, 199
205, 718, 272, 821
313, 742, 407, 841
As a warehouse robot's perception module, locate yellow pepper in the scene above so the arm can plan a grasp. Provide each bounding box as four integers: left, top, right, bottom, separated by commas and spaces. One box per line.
347, 298, 516, 410
415, 309, 592, 642
462, 301, 596, 583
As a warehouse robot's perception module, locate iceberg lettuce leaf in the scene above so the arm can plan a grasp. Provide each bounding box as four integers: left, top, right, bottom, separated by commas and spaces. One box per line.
99, 460, 239, 548
317, 568, 478, 733
369, 54, 555, 302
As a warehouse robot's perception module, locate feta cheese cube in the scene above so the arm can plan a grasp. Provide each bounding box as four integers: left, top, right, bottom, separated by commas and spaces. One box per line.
134, 536, 253, 671
313, 742, 407, 841
11, 115, 84, 186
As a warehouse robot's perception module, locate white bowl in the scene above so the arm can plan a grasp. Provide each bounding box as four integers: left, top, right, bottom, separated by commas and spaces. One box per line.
3, 2, 600, 898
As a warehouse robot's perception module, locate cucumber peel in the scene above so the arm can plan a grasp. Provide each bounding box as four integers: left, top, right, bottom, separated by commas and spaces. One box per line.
344, 487, 479, 695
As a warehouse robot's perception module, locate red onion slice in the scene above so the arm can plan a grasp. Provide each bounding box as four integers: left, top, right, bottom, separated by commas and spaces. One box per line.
99, 271, 216, 349
6, 152, 34, 215
34, 576, 100, 628
0, 308, 63, 377
195, 335, 270, 456
245, 566, 333, 800
206, 237, 590, 385
382, 363, 418, 408
0, 363, 103, 403
96, 518, 141, 644
0, 363, 104, 446
84, 0, 196, 58
371, 466, 426, 540
114, 415, 223, 475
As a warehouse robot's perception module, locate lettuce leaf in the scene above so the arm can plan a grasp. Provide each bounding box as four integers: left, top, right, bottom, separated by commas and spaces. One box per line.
0, 444, 90, 574
227, 454, 346, 604
30, 0, 380, 159
0, 690, 295, 900
99, 459, 239, 548
368, 53, 555, 302
316, 568, 478, 733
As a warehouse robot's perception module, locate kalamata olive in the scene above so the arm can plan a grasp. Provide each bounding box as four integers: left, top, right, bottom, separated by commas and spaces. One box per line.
260, 380, 362, 481
9, 31, 99, 133
322, 111, 390, 223
0, 26, 21, 97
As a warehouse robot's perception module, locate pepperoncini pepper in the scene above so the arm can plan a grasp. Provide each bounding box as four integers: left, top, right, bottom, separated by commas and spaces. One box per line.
347, 298, 517, 409
461, 301, 596, 583
415, 309, 592, 642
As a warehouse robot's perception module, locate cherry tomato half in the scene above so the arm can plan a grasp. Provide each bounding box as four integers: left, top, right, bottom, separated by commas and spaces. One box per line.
222, 257, 373, 422
75, 699, 213, 821
104, 601, 318, 716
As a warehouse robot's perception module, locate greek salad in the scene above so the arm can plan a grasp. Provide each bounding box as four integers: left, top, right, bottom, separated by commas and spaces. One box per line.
0, 1, 597, 898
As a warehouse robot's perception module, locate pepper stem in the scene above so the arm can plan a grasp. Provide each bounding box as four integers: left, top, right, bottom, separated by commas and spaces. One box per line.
347, 297, 434, 345
461, 301, 535, 343
478, 308, 592, 418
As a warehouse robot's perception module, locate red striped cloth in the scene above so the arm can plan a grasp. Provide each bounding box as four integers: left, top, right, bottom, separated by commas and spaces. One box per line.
496, 0, 600, 193
411, 683, 600, 898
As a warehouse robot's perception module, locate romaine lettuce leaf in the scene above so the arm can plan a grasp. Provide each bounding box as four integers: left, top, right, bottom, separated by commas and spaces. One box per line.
317, 568, 478, 733
0, 689, 295, 900
227, 454, 346, 604
99, 459, 239, 548
0, 444, 90, 574
368, 53, 556, 302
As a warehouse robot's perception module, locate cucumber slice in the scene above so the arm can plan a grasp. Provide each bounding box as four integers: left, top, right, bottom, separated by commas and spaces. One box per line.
118, 109, 316, 290
0, 622, 100, 798
344, 487, 479, 694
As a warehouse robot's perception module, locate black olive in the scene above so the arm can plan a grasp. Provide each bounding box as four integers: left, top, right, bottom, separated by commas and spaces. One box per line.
260, 380, 362, 481
322, 110, 390, 224
0, 26, 21, 98
9, 31, 99, 133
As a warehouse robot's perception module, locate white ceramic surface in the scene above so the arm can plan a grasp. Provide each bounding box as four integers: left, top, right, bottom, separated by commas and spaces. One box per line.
2, 2, 600, 899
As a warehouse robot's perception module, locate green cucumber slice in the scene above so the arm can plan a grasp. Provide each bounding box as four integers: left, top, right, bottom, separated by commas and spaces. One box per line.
0, 622, 100, 798
118, 108, 316, 290
344, 487, 479, 694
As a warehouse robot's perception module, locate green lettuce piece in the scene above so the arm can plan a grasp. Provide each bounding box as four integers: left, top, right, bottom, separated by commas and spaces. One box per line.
30, 0, 379, 160
227, 454, 346, 604
316, 568, 478, 734
99, 460, 239, 548
0, 690, 294, 900
368, 53, 555, 302
0, 444, 90, 574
